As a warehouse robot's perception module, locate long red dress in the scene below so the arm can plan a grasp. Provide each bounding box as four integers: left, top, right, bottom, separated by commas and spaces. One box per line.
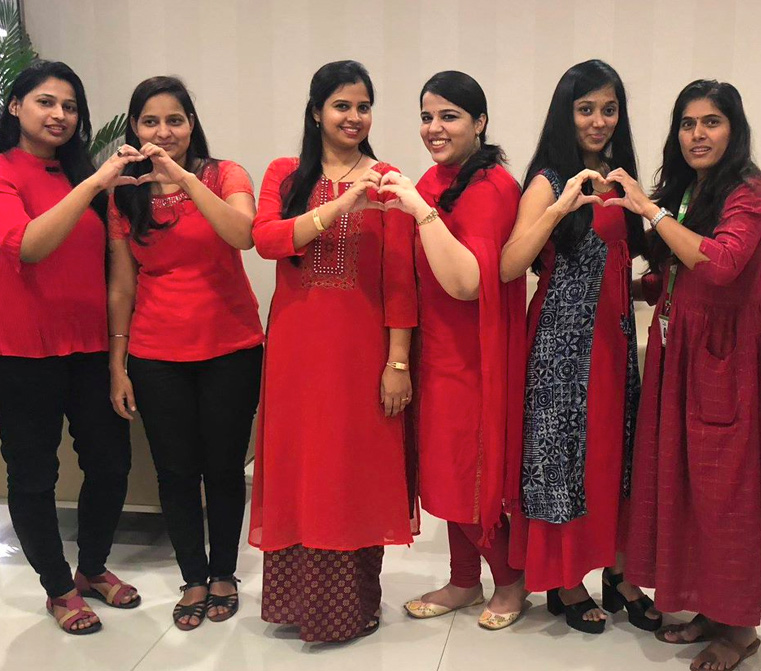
626, 183, 761, 627
249, 157, 417, 552
414, 163, 526, 539
510, 189, 634, 591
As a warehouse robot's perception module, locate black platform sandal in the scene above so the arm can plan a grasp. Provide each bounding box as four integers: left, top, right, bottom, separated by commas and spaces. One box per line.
207, 576, 240, 623
173, 581, 208, 631
547, 588, 606, 634
601, 568, 662, 632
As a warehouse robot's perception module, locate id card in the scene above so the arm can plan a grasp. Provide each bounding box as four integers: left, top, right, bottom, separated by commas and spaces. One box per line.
658, 315, 669, 346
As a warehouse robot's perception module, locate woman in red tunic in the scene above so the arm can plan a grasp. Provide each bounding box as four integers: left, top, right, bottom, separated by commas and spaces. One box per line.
108, 77, 264, 630
377, 71, 528, 630
249, 61, 417, 642
500, 60, 660, 634
0, 61, 142, 635
611, 80, 761, 671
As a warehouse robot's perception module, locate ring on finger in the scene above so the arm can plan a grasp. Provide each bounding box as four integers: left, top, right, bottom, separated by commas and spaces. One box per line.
116, 148, 123, 157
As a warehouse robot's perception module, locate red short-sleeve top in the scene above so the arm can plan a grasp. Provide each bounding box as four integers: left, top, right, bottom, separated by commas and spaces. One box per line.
0, 148, 109, 358
108, 160, 264, 361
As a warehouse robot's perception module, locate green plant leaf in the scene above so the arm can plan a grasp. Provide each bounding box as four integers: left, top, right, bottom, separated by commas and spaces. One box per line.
89, 112, 127, 164
0, 0, 38, 113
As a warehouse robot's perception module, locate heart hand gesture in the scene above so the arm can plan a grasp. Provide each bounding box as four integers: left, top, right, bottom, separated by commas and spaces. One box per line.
553, 169, 606, 218
134, 143, 193, 187
335, 168, 386, 215
603, 168, 654, 215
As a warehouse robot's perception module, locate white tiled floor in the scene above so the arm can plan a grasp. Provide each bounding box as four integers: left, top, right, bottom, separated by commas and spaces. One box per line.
2, 482, 760, 671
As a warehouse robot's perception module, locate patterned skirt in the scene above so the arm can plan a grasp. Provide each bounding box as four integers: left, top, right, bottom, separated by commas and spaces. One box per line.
261, 545, 384, 642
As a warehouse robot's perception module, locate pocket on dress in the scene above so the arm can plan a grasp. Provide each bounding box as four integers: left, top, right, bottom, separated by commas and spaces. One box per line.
694, 344, 738, 426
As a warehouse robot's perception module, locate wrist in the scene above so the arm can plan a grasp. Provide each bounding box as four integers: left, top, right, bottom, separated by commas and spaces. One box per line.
178, 170, 198, 191
642, 201, 661, 221
412, 201, 433, 222
547, 201, 567, 224
82, 174, 106, 196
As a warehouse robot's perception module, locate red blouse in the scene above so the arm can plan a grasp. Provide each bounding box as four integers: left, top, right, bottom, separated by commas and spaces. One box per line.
108, 160, 264, 361
0, 148, 108, 358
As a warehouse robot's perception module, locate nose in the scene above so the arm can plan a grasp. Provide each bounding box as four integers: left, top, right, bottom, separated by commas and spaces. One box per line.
692, 123, 707, 141
155, 122, 172, 137
50, 104, 65, 120
591, 111, 605, 128
347, 107, 360, 122
428, 117, 443, 134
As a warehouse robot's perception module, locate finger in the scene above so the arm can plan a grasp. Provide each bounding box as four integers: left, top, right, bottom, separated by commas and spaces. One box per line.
602, 197, 627, 208
389, 397, 402, 417
364, 201, 387, 211
114, 176, 139, 186
605, 171, 624, 184
377, 184, 403, 196
578, 194, 605, 207
111, 394, 133, 420
575, 168, 604, 183
126, 387, 137, 414
383, 393, 394, 417
383, 198, 404, 210
136, 172, 158, 186
379, 171, 402, 187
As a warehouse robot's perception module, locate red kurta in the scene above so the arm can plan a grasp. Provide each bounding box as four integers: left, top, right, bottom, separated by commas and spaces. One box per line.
414, 164, 526, 540
0, 148, 108, 357
626, 183, 761, 627
108, 160, 264, 361
249, 157, 417, 552
510, 192, 633, 591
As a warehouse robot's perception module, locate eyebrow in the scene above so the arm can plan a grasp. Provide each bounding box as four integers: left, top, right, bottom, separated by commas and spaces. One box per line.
681, 113, 724, 121
332, 99, 370, 105
36, 93, 77, 104
422, 108, 461, 115
576, 99, 618, 106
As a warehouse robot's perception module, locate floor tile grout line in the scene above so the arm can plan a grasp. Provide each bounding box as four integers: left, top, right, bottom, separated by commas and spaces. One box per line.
435, 612, 456, 671
129, 621, 175, 671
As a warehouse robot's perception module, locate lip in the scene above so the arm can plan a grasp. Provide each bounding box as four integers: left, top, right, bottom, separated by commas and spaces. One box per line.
340, 126, 361, 137
690, 146, 711, 155
427, 138, 450, 152
588, 133, 607, 143
45, 125, 67, 136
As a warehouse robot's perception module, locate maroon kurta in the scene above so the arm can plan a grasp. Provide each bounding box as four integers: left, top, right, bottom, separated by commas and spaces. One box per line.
626, 183, 761, 627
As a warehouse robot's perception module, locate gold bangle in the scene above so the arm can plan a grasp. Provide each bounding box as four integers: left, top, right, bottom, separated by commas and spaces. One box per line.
109, 334, 130, 338
416, 208, 439, 227
386, 361, 409, 371
312, 207, 326, 232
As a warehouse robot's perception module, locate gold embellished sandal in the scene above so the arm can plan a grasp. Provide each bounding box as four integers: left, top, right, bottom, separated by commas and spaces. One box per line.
404, 589, 484, 619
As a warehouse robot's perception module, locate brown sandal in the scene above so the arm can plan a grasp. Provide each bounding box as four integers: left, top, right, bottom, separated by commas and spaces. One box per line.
690, 637, 760, 671
656, 613, 716, 644
206, 576, 240, 623
46, 592, 102, 635
74, 570, 141, 609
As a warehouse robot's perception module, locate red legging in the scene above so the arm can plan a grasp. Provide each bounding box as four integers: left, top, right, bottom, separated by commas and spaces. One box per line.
448, 516, 522, 588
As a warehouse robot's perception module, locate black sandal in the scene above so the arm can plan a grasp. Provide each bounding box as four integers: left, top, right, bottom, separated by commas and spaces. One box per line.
207, 576, 240, 623
601, 568, 662, 632
547, 588, 606, 634
173, 581, 208, 631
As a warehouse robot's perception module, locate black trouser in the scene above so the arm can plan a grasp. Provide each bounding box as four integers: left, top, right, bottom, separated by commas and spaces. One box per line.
0, 352, 131, 598
129, 346, 262, 584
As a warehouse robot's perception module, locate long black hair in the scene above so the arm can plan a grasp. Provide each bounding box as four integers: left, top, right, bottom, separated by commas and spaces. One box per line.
420, 71, 505, 212
525, 59, 645, 266
647, 79, 760, 270
113, 76, 211, 245
281, 60, 377, 218
0, 60, 106, 222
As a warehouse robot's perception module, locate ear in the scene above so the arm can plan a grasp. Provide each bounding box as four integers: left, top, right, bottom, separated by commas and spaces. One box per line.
474, 113, 487, 136
8, 98, 19, 117
129, 117, 138, 137
311, 106, 321, 126
188, 113, 195, 133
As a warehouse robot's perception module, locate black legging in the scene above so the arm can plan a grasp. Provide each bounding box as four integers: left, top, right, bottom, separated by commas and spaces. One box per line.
0, 352, 131, 598
129, 346, 262, 584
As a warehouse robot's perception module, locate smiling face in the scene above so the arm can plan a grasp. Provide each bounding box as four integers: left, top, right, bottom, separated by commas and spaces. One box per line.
573, 84, 619, 161
131, 92, 194, 167
9, 77, 78, 158
678, 98, 731, 180
419, 92, 485, 166
313, 81, 372, 153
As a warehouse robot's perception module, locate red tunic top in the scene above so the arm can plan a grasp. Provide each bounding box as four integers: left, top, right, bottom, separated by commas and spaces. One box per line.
626, 183, 761, 627
414, 164, 526, 540
249, 157, 417, 552
108, 160, 264, 362
510, 192, 634, 591
0, 148, 108, 357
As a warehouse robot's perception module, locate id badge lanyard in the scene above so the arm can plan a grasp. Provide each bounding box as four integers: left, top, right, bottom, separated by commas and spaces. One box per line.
658, 186, 693, 347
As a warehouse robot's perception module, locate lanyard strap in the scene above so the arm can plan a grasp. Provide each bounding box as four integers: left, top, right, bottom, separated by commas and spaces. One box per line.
663, 186, 693, 313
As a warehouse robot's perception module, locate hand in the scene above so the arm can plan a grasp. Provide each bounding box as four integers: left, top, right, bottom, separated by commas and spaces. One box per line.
604, 168, 656, 216
551, 169, 606, 218
380, 366, 412, 418
377, 171, 430, 219
110, 368, 136, 420
135, 143, 193, 187
334, 168, 386, 215
89, 144, 146, 191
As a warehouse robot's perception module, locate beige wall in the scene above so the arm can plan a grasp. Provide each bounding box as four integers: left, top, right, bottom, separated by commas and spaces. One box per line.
23, 0, 761, 315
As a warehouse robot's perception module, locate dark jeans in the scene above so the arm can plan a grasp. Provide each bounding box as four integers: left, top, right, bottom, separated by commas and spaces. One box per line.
129, 346, 262, 584
0, 352, 131, 598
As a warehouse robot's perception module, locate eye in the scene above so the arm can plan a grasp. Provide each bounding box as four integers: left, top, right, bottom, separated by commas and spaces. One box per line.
680, 119, 695, 130
706, 117, 721, 127
39, 98, 52, 106
420, 113, 432, 123
358, 104, 371, 113
64, 103, 77, 114
169, 117, 185, 125
442, 114, 458, 121
603, 106, 618, 116
577, 105, 592, 115
334, 103, 349, 110
142, 119, 157, 127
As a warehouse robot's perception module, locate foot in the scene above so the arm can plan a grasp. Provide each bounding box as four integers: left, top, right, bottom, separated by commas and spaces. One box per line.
207, 580, 237, 620
690, 626, 758, 671
559, 585, 606, 622
176, 585, 208, 628
604, 571, 660, 621
87, 571, 140, 606
487, 577, 529, 615
52, 588, 100, 632
418, 583, 483, 610
661, 614, 715, 644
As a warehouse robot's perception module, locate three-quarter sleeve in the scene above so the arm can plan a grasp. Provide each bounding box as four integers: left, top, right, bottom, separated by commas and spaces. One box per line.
107, 194, 131, 240
377, 164, 417, 328
218, 161, 255, 200
693, 185, 761, 286
640, 271, 663, 306
253, 157, 304, 260
0, 174, 31, 272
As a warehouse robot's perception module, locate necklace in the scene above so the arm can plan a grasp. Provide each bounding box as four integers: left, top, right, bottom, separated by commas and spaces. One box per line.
323, 154, 362, 182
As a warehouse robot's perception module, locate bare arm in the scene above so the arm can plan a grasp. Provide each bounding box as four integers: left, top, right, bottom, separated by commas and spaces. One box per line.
380, 328, 413, 418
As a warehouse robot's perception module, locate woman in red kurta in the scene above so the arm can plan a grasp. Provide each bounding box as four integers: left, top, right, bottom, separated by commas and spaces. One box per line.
501, 60, 660, 635
0, 61, 142, 635
249, 61, 417, 642
378, 71, 527, 631
108, 77, 264, 630
612, 80, 761, 671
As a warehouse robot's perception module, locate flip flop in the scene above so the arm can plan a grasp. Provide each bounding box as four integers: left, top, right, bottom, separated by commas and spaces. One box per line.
690, 636, 760, 671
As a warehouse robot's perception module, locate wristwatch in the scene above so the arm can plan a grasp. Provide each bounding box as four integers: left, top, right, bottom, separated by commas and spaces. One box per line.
386, 361, 409, 371
649, 207, 673, 230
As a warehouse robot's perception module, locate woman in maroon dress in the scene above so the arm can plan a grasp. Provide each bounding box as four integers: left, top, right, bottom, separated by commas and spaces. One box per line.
378, 71, 528, 630
500, 60, 660, 634
249, 61, 417, 642
612, 80, 761, 671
